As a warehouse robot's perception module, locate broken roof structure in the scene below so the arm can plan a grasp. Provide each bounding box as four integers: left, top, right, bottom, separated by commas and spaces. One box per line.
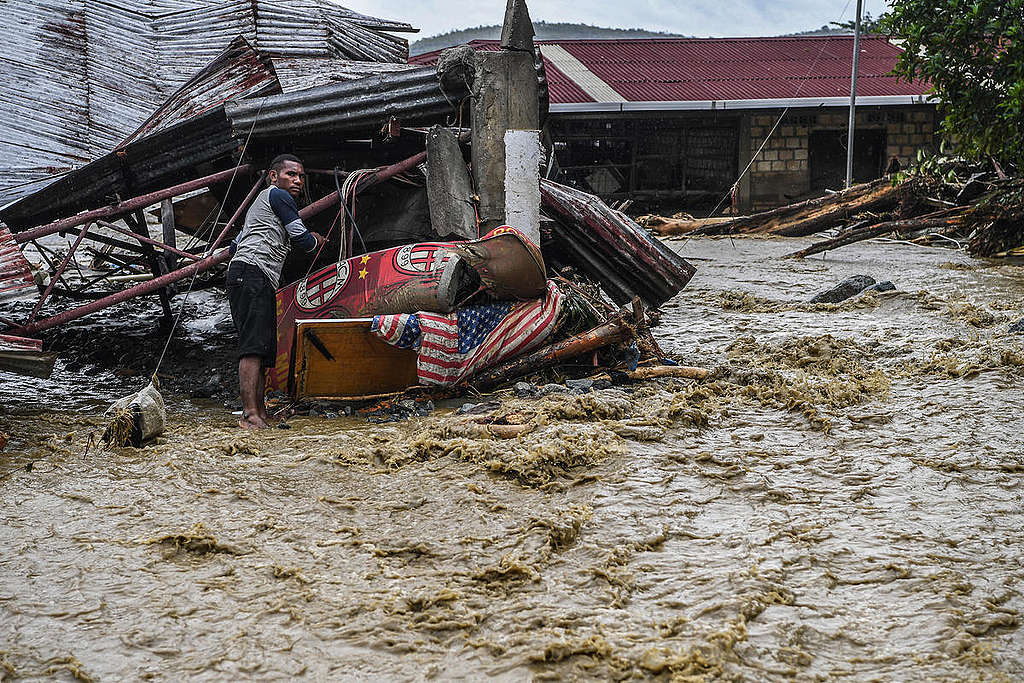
0, 0, 416, 207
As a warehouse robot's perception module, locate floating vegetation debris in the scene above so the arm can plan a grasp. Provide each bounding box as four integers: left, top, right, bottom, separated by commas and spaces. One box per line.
149, 523, 245, 556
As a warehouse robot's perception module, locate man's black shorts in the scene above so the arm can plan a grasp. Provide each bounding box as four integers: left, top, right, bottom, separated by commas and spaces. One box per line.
226, 261, 277, 368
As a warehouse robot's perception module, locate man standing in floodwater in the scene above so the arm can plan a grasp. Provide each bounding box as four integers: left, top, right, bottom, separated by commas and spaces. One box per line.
227, 154, 325, 429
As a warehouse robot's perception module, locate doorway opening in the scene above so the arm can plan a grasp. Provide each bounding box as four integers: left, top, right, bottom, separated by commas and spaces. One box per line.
809, 129, 886, 191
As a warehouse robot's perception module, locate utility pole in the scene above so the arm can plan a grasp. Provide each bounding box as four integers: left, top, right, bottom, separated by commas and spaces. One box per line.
845, 0, 863, 189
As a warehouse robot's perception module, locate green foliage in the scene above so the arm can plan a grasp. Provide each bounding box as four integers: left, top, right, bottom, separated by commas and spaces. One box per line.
882, 0, 1024, 167
829, 11, 885, 34
892, 141, 964, 185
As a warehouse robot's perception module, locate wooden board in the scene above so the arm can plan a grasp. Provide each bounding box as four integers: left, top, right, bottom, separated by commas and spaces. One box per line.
293, 319, 418, 400
0, 333, 55, 378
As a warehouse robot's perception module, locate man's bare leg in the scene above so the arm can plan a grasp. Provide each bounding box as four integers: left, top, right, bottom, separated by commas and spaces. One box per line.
238, 355, 269, 429
257, 380, 280, 424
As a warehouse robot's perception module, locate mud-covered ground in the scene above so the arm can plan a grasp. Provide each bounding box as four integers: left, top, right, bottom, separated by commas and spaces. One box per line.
2, 237, 1023, 681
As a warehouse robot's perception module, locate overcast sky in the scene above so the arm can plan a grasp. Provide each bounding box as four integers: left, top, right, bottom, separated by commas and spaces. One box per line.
343, 0, 893, 41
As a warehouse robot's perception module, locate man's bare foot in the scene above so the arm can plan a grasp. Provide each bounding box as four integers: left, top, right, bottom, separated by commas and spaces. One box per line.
238, 412, 270, 429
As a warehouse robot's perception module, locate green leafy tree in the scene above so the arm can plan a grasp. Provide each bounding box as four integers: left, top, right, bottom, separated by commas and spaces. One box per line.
830, 12, 885, 34
882, 0, 1024, 167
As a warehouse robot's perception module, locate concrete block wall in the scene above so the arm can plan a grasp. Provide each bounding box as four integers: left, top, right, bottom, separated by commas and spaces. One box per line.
747, 112, 813, 211
742, 106, 937, 210
750, 116, 810, 174
884, 108, 937, 165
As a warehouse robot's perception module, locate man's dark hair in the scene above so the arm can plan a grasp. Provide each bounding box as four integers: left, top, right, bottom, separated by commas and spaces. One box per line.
269, 153, 302, 173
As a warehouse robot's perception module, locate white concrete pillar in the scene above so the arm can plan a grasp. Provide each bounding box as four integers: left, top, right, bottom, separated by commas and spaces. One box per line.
503, 129, 541, 246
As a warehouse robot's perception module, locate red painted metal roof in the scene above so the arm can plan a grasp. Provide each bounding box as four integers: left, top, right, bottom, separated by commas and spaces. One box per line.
412, 36, 931, 104
539, 60, 597, 104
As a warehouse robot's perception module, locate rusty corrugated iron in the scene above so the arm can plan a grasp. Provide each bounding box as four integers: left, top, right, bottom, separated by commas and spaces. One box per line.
271, 57, 418, 92
1, 0, 91, 197
1, 63, 467, 231
120, 35, 282, 146
223, 65, 471, 139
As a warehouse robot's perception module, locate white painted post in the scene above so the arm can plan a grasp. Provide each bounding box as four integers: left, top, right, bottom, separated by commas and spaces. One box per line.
503, 129, 542, 246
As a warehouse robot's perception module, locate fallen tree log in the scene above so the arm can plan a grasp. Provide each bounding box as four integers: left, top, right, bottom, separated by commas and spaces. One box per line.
691, 177, 905, 238
592, 365, 710, 382
644, 216, 743, 237
785, 209, 968, 259
623, 365, 710, 381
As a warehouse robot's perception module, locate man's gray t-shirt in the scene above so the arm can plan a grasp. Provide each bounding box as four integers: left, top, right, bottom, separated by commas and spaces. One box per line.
230, 186, 316, 286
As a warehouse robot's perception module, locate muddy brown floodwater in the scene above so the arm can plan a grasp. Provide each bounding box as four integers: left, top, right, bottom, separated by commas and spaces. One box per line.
2, 237, 1023, 681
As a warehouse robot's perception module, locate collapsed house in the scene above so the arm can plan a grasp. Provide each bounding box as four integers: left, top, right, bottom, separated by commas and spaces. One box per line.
0, 0, 416, 206
0, 0, 695, 397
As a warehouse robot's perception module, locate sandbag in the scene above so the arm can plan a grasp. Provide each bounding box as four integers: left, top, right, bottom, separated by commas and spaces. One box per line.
103, 380, 166, 448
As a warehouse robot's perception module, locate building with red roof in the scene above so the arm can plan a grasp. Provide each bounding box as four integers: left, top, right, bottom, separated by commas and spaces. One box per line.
413, 36, 937, 211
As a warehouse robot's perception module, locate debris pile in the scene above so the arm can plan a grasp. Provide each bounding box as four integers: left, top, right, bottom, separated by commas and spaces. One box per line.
0, 0, 695, 402
643, 158, 1024, 259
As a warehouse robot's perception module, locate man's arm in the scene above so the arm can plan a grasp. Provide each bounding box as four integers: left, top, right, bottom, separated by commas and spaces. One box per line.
269, 187, 323, 252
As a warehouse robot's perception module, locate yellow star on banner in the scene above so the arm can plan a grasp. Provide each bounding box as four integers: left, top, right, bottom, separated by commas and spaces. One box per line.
358, 267, 368, 279
360, 255, 371, 264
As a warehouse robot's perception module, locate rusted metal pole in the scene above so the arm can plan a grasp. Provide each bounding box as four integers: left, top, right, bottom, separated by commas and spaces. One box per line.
95, 221, 200, 262
20, 250, 232, 335
27, 221, 92, 324
17, 184, 368, 335
207, 176, 266, 253
13, 165, 253, 245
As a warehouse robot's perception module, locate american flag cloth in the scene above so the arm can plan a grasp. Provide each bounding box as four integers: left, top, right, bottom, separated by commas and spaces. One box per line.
372, 280, 564, 385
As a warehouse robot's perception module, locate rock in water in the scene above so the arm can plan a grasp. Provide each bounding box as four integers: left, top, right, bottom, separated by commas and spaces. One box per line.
809, 275, 876, 304
864, 280, 896, 293
514, 382, 539, 398
565, 378, 594, 393
1009, 317, 1024, 334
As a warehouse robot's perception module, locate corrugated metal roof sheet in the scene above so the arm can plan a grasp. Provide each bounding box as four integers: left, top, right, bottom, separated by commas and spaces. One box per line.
539, 45, 620, 102
271, 57, 419, 92
0, 0, 417, 207
1, 62, 471, 231
0, 226, 35, 302
413, 36, 931, 104
120, 35, 281, 145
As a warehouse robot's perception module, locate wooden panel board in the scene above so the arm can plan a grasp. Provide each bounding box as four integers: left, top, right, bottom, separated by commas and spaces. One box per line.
294, 319, 418, 400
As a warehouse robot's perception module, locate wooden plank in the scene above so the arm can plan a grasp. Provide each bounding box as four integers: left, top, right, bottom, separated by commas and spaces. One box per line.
294, 319, 418, 400
161, 198, 177, 270
0, 350, 57, 378
0, 333, 55, 378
